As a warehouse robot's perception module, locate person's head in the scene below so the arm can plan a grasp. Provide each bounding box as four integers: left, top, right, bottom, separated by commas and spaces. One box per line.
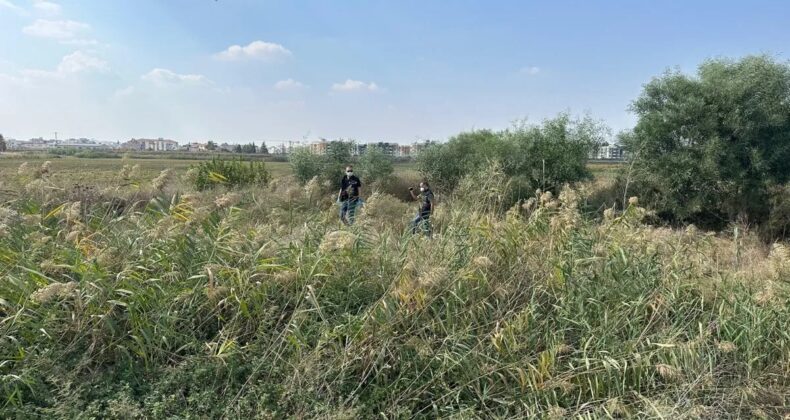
345, 165, 353, 177
420, 181, 430, 191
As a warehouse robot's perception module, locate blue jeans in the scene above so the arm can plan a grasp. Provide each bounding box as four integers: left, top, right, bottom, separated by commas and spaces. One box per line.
340, 198, 359, 225
411, 211, 432, 236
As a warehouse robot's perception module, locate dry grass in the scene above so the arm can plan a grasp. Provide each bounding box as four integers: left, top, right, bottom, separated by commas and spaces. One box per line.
0, 163, 787, 418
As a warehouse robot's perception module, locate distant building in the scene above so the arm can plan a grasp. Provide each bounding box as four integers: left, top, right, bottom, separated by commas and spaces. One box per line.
58, 138, 114, 150
398, 145, 411, 157
590, 144, 627, 160
121, 138, 179, 151
370, 142, 399, 156
410, 140, 436, 156
308, 139, 328, 155
218, 143, 236, 152
183, 142, 209, 152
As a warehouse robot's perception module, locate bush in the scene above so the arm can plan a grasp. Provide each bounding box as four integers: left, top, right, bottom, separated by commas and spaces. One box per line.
417, 114, 603, 196
190, 158, 270, 191
289, 148, 323, 185
289, 141, 354, 187
762, 183, 790, 240
357, 146, 394, 187
376, 172, 422, 201
623, 55, 790, 231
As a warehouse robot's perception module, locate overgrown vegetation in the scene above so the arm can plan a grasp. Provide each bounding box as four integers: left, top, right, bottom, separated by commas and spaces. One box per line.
622, 55, 790, 238
289, 140, 354, 186
357, 145, 395, 187
0, 159, 788, 418
2, 54, 790, 418
47, 148, 122, 159
417, 114, 605, 199
189, 158, 271, 191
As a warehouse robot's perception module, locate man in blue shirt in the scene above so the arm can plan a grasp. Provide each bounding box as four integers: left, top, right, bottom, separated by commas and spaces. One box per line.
409, 181, 434, 236
338, 165, 362, 225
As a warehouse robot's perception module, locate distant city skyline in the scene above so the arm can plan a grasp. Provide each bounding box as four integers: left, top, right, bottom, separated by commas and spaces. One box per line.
2, 0, 789, 142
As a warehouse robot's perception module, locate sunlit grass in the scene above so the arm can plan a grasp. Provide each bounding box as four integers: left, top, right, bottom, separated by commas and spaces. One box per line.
0, 159, 787, 418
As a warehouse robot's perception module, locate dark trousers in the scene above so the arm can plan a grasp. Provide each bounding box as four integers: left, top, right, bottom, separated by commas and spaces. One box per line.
340, 198, 359, 225
411, 211, 432, 236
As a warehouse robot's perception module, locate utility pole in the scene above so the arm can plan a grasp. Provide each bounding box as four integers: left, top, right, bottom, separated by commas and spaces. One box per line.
54, 131, 58, 141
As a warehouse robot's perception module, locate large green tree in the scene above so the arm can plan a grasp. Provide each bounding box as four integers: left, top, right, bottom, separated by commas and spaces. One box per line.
289, 141, 354, 186
0, 134, 6, 153
417, 114, 603, 193
357, 145, 394, 187
623, 55, 790, 228
289, 148, 323, 184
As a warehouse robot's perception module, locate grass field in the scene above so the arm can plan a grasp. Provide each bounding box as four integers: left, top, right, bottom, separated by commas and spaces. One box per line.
1, 155, 788, 418
0, 154, 616, 187
0, 155, 292, 188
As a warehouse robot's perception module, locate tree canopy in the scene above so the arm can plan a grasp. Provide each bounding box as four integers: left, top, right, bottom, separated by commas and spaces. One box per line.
417, 114, 605, 194
623, 55, 790, 229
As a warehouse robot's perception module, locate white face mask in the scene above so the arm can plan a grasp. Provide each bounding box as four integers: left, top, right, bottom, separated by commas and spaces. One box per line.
346, 171, 353, 176
420, 187, 425, 192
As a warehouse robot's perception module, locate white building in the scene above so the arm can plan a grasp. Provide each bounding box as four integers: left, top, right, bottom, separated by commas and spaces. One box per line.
122, 138, 179, 151
591, 145, 627, 160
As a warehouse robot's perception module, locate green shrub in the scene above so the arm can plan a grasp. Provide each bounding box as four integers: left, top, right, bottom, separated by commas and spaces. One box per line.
289, 148, 323, 184
357, 146, 394, 187
417, 114, 603, 195
289, 141, 354, 186
623, 55, 790, 230
190, 158, 270, 191
762, 183, 790, 240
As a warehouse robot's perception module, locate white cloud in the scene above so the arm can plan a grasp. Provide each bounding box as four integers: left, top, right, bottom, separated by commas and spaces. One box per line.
19, 68, 61, 80
57, 51, 108, 73
274, 78, 305, 91
331, 79, 379, 92
33, 1, 61, 15
520, 66, 541, 75
142, 68, 210, 86
113, 86, 135, 98
0, 0, 26, 14
15, 51, 108, 81
214, 40, 292, 61
23, 19, 89, 40
60, 38, 100, 46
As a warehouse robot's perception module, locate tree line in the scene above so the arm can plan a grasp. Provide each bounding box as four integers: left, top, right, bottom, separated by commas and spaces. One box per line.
288, 54, 790, 239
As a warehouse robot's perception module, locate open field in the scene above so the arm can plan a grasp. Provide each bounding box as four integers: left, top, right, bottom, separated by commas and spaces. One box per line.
0, 155, 292, 188
0, 154, 616, 187
0, 158, 787, 418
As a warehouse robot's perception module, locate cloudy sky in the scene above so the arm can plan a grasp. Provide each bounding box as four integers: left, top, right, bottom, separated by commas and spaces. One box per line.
1, 0, 788, 143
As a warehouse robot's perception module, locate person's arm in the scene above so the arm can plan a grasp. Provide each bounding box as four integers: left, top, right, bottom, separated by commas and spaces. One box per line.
427, 193, 434, 214
409, 188, 418, 200
337, 177, 345, 201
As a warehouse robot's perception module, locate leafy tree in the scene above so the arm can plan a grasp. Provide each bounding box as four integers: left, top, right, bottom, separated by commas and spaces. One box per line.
240, 143, 257, 154
289, 141, 355, 186
503, 114, 604, 193
260, 142, 269, 154
0, 134, 6, 153
233, 144, 243, 153
206, 141, 217, 151
289, 147, 323, 184
417, 130, 501, 191
417, 114, 603, 194
623, 55, 790, 229
358, 145, 394, 186
324, 140, 353, 184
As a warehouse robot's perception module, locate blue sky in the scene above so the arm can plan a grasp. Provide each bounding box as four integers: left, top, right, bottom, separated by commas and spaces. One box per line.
1, 0, 788, 143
